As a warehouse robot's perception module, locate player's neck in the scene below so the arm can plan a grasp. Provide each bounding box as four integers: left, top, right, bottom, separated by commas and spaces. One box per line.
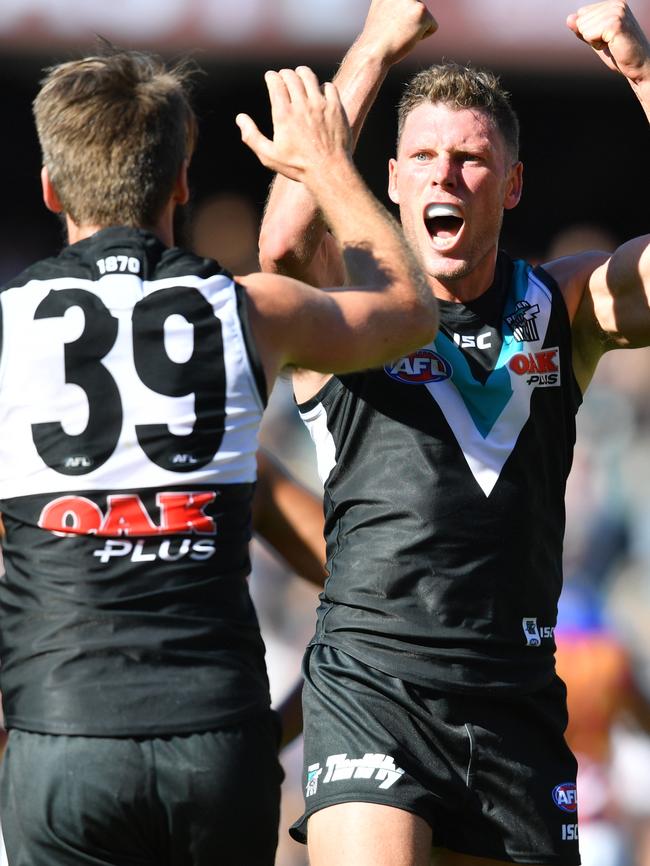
430, 248, 499, 305
65, 212, 174, 248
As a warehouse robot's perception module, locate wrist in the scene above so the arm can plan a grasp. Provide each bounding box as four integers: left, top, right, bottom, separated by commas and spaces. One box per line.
303, 152, 358, 197
342, 37, 394, 77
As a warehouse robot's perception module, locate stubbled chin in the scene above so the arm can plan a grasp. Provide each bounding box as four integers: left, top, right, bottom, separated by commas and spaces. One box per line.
424, 253, 473, 282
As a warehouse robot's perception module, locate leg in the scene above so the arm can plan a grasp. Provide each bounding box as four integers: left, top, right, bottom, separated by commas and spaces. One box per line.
307, 802, 432, 866
307, 806, 569, 866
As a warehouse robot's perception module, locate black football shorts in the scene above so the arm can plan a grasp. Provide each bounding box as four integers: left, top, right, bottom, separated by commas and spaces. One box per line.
291, 644, 580, 865
0, 711, 283, 866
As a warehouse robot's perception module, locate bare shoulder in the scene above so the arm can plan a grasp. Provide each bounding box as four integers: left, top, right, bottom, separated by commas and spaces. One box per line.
542, 251, 611, 393
236, 270, 303, 311
541, 251, 609, 324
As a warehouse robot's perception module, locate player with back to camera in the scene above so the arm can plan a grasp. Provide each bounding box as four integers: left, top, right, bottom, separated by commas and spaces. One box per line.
0, 48, 437, 866
259, 0, 650, 864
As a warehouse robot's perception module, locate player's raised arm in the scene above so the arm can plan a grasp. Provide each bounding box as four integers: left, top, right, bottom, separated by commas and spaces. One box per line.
258, 0, 437, 287
236, 66, 437, 381
547, 1, 650, 391
567, 0, 650, 119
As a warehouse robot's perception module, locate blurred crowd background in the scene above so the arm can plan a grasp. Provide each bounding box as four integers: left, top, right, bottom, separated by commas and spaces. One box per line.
1, 1, 650, 864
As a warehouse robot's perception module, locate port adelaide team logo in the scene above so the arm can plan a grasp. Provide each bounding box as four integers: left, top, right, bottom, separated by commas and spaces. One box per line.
505, 300, 540, 342
385, 349, 452, 385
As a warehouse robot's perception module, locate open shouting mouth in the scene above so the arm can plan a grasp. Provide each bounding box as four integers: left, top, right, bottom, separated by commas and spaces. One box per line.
424, 203, 464, 250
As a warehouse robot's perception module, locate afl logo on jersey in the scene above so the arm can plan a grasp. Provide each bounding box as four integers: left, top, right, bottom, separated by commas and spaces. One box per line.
552, 783, 578, 813
385, 349, 452, 385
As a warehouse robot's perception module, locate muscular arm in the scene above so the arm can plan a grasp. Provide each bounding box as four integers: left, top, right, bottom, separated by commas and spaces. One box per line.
546, 1, 650, 392
258, 0, 437, 288
237, 66, 437, 385
566, 0, 650, 121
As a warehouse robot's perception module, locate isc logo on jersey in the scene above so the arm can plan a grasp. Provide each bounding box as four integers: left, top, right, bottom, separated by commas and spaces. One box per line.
385, 349, 452, 385
38, 492, 217, 564
509, 347, 561, 387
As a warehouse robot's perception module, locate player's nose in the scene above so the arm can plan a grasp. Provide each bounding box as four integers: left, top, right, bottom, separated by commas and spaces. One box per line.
429, 154, 455, 187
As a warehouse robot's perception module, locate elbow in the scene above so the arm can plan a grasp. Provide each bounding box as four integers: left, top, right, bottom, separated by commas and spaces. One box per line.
258, 222, 296, 276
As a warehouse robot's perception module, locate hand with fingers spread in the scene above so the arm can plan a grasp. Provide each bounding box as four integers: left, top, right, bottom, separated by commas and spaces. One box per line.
567, 0, 650, 80
357, 0, 437, 67
236, 66, 352, 184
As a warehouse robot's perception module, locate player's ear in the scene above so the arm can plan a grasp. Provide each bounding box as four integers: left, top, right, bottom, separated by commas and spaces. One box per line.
388, 158, 400, 205
41, 166, 63, 213
504, 161, 523, 210
173, 160, 190, 206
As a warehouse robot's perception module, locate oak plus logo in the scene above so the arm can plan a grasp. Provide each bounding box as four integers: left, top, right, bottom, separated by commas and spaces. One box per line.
305, 753, 405, 797
509, 347, 561, 388
38, 491, 217, 564
385, 349, 452, 385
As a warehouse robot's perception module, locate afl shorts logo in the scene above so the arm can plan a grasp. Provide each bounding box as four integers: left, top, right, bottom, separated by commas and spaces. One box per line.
385, 349, 452, 385
552, 782, 578, 813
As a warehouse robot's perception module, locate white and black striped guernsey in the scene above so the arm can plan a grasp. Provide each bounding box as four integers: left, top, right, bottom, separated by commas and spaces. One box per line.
0, 227, 269, 736
299, 253, 582, 694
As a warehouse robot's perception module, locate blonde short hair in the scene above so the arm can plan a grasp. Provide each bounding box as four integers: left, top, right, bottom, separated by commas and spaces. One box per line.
397, 62, 519, 162
33, 47, 198, 228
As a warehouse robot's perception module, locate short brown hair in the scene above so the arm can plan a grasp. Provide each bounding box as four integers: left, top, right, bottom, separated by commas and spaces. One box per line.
33, 47, 198, 228
397, 62, 519, 162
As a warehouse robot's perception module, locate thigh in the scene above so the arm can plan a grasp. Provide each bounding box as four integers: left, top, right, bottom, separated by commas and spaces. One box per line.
308, 802, 432, 866
155, 712, 283, 866
0, 730, 153, 866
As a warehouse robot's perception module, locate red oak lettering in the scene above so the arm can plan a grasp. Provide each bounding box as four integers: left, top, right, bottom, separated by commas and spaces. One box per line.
101, 495, 158, 536
157, 492, 216, 534
536, 350, 559, 373
509, 349, 559, 375
509, 355, 530, 375
38, 492, 217, 537
39, 496, 102, 535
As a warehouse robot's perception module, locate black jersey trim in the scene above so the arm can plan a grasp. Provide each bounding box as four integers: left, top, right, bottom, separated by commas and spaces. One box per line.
234, 281, 268, 408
